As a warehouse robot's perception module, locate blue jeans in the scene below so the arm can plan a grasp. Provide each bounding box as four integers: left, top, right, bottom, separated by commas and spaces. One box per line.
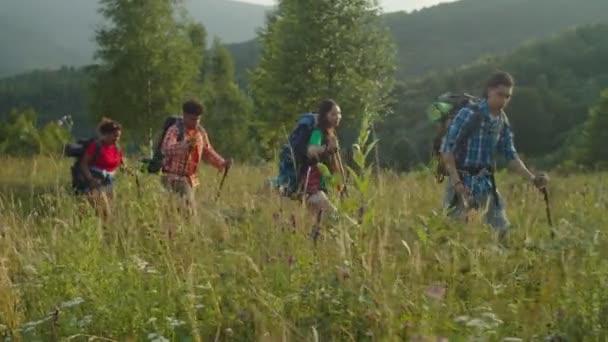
443, 182, 509, 231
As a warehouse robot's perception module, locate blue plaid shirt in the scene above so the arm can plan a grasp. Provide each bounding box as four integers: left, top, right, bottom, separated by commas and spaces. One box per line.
440, 99, 518, 194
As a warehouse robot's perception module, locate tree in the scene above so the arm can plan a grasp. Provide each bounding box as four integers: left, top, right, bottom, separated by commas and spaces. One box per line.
91, 0, 203, 143
584, 89, 608, 166
250, 0, 396, 156
0, 109, 70, 156
202, 38, 255, 160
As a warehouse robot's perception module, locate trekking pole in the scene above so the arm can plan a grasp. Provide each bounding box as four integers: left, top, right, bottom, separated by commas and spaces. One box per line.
133, 171, 141, 196
302, 166, 312, 206
541, 187, 553, 227
311, 209, 324, 245
215, 162, 230, 201
122, 164, 142, 196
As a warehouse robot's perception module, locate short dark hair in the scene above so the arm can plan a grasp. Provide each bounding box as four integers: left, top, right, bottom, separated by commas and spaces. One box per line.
483, 71, 515, 98
182, 100, 204, 116
98, 117, 121, 135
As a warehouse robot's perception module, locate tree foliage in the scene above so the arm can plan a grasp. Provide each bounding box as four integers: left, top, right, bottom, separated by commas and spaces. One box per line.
228, 0, 608, 88
0, 67, 92, 137
0, 108, 71, 156
202, 38, 255, 160
91, 0, 203, 142
250, 0, 396, 156
583, 89, 608, 167
378, 23, 608, 170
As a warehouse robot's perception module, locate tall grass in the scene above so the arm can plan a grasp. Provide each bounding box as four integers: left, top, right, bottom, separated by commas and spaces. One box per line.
0, 155, 607, 341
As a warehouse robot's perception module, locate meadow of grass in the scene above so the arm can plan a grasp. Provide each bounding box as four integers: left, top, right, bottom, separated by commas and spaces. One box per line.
0, 155, 607, 341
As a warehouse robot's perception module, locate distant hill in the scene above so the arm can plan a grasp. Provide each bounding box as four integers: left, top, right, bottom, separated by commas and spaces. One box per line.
0, 0, 270, 77
0, 67, 94, 136
3, 0, 608, 170
4, 23, 608, 169
227, 0, 608, 84
4, 0, 607, 82
377, 23, 608, 170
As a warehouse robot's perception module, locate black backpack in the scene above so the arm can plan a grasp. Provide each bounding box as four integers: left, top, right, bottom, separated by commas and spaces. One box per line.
144, 116, 205, 174
64, 138, 103, 192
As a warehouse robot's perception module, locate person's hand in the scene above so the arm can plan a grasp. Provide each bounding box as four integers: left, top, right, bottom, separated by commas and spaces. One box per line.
452, 179, 471, 210
531, 172, 549, 189
186, 136, 197, 149
453, 179, 467, 196
325, 139, 338, 154
223, 158, 233, 171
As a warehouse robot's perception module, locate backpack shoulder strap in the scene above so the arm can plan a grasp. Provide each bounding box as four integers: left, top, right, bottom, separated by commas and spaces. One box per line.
454, 106, 484, 148
91, 140, 102, 163
501, 111, 511, 129
197, 124, 206, 136
176, 119, 185, 142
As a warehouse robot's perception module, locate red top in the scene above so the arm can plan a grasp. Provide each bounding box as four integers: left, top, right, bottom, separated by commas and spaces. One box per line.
86, 141, 123, 172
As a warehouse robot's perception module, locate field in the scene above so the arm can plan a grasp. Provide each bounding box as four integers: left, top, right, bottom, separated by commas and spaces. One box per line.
0, 156, 607, 341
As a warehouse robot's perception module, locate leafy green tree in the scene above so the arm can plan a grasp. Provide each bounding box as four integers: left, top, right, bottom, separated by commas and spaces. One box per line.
203, 38, 255, 160
91, 0, 203, 142
250, 0, 396, 156
0, 108, 70, 156
584, 89, 608, 166
39, 121, 71, 156
0, 109, 41, 155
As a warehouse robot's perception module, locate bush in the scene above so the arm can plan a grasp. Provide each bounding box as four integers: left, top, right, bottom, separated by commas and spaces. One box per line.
0, 108, 71, 156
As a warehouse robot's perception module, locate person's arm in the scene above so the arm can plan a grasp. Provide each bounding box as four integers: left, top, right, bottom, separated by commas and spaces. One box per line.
497, 122, 530, 179
81, 143, 100, 187
201, 131, 227, 171
161, 126, 189, 157
119, 150, 132, 174
307, 130, 331, 160
499, 123, 547, 186
440, 108, 476, 186
508, 159, 534, 181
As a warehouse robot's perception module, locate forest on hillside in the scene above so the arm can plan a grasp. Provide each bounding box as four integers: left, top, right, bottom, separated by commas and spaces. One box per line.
1, 0, 608, 171
228, 0, 608, 85
378, 23, 608, 170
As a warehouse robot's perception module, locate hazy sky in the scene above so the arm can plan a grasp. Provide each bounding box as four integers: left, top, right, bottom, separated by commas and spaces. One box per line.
239, 0, 457, 13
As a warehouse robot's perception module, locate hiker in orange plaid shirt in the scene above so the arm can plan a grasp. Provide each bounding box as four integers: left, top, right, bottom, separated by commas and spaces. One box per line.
160, 100, 231, 211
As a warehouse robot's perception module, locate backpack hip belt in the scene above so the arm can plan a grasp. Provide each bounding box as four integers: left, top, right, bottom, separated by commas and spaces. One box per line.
456, 165, 495, 176
456, 166, 499, 206
90, 167, 116, 180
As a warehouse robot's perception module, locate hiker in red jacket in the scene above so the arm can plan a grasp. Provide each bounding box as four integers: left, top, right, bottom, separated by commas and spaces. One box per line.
80, 118, 124, 218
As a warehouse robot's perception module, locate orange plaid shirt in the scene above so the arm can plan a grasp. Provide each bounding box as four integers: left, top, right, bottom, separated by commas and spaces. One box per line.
161, 125, 225, 187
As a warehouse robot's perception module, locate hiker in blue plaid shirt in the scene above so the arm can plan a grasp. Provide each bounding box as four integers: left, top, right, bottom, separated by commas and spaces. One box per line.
440, 71, 549, 233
